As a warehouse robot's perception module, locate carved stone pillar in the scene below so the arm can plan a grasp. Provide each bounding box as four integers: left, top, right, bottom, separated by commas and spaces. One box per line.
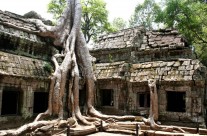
114, 84, 119, 109
22, 86, 33, 118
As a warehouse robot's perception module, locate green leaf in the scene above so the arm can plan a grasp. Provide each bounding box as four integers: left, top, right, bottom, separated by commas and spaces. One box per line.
47, 0, 112, 43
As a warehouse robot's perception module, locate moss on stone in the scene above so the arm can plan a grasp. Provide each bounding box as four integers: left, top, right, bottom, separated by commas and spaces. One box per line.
43, 62, 53, 74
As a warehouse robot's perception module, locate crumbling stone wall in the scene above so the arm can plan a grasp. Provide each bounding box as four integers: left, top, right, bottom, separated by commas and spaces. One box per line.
0, 76, 49, 129
96, 80, 127, 111
0, 11, 55, 128
0, 76, 49, 114
0, 10, 57, 60
91, 26, 207, 127
91, 27, 145, 63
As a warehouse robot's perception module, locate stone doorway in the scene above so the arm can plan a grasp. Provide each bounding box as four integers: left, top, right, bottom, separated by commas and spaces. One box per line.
33, 92, 48, 114
167, 91, 186, 112
100, 89, 114, 106
1, 90, 20, 115
137, 93, 150, 108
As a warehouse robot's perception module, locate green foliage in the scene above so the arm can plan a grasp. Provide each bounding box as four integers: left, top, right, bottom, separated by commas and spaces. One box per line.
47, 0, 113, 43
48, 0, 66, 19
129, 0, 161, 30
43, 63, 53, 73
195, 44, 207, 66
108, 54, 113, 62
111, 17, 127, 32
155, 0, 207, 66
82, 0, 114, 43
129, 0, 207, 66
156, 0, 202, 42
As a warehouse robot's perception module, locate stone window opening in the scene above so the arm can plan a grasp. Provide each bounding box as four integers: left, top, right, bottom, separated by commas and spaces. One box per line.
1, 90, 20, 116
33, 92, 48, 114
137, 93, 150, 108
119, 71, 125, 76
169, 50, 182, 56
154, 52, 161, 59
167, 91, 186, 112
100, 89, 114, 106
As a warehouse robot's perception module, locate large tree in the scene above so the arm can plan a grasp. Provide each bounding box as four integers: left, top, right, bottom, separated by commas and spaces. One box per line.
48, 0, 112, 43
111, 17, 127, 31
129, 0, 161, 30
48, 0, 66, 19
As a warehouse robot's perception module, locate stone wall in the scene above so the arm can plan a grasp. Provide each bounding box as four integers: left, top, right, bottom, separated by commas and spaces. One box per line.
92, 49, 130, 63
95, 79, 206, 127
91, 27, 194, 64
96, 80, 126, 110
0, 51, 52, 78
0, 75, 49, 128
131, 49, 193, 63
0, 28, 57, 60
0, 11, 54, 128
130, 83, 149, 115
91, 27, 145, 63
92, 27, 207, 127
158, 83, 206, 127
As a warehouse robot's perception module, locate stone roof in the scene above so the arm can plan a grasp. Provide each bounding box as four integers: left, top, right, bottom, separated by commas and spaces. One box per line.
0, 10, 38, 32
92, 27, 202, 83
0, 10, 57, 60
0, 10, 49, 44
94, 59, 206, 82
92, 26, 145, 51
92, 27, 188, 52
94, 61, 126, 80
0, 51, 51, 79
0, 10, 54, 79
143, 29, 186, 50
129, 59, 206, 82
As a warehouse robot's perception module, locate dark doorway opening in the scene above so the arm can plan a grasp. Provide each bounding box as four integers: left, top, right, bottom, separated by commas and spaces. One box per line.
101, 89, 114, 106
79, 89, 86, 106
139, 94, 145, 107
33, 92, 48, 114
79, 89, 87, 114
1, 91, 20, 115
167, 91, 186, 112
137, 93, 150, 108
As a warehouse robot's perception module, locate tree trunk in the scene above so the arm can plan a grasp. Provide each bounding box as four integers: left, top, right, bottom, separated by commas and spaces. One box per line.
143, 79, 185, 133
148, 79, 158, 121
30, 0, 136, 124
32, 0, 85, 122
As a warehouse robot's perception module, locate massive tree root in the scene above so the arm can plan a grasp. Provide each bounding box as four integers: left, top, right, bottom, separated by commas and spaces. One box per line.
24, 0, 136, 128
28, 0, 137, 125
142, 79, 185, 133
148, 79, 158, 121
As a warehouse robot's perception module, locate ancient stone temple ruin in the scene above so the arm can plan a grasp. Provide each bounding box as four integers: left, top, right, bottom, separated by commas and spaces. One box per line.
0, 10, 207, 128
90, 26, 207, 127
0, 10, 57, 128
